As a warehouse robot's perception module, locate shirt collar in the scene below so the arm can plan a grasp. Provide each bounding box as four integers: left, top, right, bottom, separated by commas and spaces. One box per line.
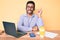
24, 14, 35, 18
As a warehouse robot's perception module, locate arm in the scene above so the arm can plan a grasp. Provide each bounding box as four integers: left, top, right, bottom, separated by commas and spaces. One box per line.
33, 8, 44, 31
32, 18, 44, 32
37, 8, 44, 27
17, 16, 32, 32
37, 18, 44, 27
32, 8, 44, 32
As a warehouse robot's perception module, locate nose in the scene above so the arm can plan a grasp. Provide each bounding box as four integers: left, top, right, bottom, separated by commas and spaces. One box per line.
28, 7, 31, 10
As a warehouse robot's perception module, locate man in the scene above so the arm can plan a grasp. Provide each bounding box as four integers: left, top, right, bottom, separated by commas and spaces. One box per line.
17, 1, 44, 32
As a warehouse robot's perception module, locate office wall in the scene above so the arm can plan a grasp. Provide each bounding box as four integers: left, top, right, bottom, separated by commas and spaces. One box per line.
0, 0, 60, 30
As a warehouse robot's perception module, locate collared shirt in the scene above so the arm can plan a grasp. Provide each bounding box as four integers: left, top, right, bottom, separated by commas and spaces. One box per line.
17, 14, 44, 32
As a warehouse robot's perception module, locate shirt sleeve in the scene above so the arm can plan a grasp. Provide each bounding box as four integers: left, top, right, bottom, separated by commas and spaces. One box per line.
37, 17, 44, 28
17, 15, 32, 32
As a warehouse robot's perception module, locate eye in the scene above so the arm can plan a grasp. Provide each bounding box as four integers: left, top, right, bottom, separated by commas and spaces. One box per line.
27, 6, 34, 8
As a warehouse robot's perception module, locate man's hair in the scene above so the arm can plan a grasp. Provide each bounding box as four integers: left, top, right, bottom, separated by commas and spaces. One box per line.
26, 1, 35, 10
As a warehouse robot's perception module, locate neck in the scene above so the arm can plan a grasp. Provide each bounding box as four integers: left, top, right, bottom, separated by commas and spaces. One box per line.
27, 13, 33, 17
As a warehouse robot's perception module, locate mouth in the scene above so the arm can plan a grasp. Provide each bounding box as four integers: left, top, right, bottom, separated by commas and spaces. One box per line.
28, 10, 31, 12
26, 10, 33, 14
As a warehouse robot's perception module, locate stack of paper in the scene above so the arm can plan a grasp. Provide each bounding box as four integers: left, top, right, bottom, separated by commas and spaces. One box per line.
36, 31, 58, 38
45, 31, 58, 38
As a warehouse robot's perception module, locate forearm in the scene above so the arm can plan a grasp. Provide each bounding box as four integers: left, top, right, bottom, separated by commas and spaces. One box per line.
17, 26, 32, 32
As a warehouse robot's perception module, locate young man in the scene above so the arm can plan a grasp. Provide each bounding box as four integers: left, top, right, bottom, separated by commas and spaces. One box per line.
17, 1, 44, 32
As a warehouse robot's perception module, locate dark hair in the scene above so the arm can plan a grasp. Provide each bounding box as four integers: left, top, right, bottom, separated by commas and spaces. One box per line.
26, 1, 35, 10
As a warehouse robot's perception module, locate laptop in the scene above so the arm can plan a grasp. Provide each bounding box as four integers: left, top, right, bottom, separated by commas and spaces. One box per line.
3, 21, 27, 38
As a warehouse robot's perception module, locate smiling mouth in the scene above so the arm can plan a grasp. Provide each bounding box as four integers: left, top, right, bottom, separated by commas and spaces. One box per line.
28, 11, 31, 12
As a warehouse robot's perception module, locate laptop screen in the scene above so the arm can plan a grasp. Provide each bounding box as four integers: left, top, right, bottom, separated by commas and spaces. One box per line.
3, 21, 17, 35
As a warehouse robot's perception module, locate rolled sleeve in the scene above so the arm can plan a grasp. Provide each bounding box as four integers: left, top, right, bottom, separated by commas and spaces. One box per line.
37, 18, 44, 27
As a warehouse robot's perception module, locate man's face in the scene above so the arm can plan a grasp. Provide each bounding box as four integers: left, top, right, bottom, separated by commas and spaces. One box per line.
26, 3, 34, 14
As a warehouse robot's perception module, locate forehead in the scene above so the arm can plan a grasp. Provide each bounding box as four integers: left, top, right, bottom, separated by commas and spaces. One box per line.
27, 3, 34, 7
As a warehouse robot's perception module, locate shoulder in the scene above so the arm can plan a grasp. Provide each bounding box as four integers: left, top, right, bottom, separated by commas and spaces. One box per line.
33, 14, 42, 20
33, 14, 38, 18
20, 14, 26, 18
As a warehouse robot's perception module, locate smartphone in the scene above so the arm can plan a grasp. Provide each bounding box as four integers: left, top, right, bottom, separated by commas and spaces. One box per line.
29, 33, 36, 37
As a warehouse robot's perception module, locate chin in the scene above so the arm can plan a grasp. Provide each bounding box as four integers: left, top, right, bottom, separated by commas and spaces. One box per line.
27, 12, 32, 14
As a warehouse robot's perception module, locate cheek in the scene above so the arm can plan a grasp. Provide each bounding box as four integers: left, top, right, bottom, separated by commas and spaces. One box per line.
31, 8, 34, 10
26, 8, 29, 11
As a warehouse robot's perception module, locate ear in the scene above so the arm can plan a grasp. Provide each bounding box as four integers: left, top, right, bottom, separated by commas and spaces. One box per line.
33, 7, 35, 11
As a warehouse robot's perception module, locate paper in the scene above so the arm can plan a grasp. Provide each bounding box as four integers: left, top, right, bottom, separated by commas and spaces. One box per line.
36, 31, 58, 38
45, 31, 58, 38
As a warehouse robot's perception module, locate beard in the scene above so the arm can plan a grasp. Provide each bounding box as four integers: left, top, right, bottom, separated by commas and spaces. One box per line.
27, 10, 33, 14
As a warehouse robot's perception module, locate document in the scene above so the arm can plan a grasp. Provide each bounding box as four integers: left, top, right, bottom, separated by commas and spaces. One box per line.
36, 31, 58, 38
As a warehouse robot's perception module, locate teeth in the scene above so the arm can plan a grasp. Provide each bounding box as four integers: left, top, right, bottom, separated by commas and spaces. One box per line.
28, 11, 31, 12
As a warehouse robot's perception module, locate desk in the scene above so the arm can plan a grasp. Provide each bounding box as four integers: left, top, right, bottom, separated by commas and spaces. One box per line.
0, 30, 60, 40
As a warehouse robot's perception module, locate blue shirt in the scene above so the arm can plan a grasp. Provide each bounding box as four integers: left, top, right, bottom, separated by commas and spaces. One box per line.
17, 14, 44, 32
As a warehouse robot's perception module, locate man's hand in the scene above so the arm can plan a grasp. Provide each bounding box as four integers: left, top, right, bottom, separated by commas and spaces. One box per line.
36, 8, 43, 18
32, 26, 39, 32
0, 30, 4, 35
